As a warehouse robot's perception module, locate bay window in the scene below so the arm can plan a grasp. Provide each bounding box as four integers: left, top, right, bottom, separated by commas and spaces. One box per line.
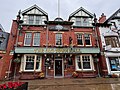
76, 55, 93, 71
24, 55, 42, 71
105, 36, 119, 47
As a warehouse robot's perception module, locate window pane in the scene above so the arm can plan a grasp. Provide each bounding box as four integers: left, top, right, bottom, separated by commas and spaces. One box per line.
36, 55, 41, 70
36, 16, 41, 25
33, 33, 40, 46
109, 57, 120, 71
83, 18, 88, 26
77, 56, 81, 69
77, 34, 83, 45
56, 34, 62, 45
84, 34, 91, 45
105, 36, 119, 47
24, 33, 32, 46
25, 56, 34, 70
82, 56, 91, 69
29, 16, 34, 24
76, 18, 81, 26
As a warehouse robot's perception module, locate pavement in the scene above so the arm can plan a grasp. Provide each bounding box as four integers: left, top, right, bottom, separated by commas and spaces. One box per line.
23, 77, 120, 90
1, 77, 120, 90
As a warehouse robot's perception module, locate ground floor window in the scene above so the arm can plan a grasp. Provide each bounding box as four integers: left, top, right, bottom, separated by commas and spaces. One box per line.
24, 54, 42, 71
109, 57, 120, 71
76, 55, 93, 71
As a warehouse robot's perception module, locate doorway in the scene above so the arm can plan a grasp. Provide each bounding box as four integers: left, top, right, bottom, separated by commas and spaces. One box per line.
54, 59, 63, 77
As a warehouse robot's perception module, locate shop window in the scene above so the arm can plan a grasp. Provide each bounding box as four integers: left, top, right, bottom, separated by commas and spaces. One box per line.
36, 55, 41, 70
33, 32, 40, 46
24, 55, 42, 71
105, 36, 119, 47
76, 55, 92, 71
55, 33, 62, 46
25, 56, 34, 70
109, 57, 120, 71
24, 33, 32, 46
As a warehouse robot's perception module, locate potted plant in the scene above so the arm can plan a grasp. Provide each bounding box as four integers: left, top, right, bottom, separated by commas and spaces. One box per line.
72, 71, 79, 78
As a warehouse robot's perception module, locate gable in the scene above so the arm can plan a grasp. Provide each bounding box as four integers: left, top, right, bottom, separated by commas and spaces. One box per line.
104, 8, 120, 23
69, 7, 94, 20
22, 4, 48, 16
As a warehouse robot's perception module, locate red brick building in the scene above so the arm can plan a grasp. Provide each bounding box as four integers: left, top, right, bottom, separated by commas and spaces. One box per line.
1, 5, 101, 80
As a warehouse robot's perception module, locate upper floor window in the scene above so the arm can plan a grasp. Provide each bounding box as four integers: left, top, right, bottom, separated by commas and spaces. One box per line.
33, 32, 40, 46
76, 55, 93, 71
75, 17, 89, 26
24, 33, 32, 46
105, 36, 119, 47
76, 33, 91, 46
77, 34, 83, 45
84, 34, 91, 45
28, 15, 42, 25
24, 32, 40, 46
55, 33, 62, 46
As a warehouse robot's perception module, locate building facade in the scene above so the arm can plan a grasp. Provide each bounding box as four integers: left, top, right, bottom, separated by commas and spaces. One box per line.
98, 9, 120, 77
1, 5, 102, 80
0, 24, 10, 80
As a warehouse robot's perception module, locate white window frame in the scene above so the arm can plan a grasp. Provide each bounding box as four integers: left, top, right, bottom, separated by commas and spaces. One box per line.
55, 33, 63, 46
76, 33, 84, 46
33, 32, 40, 46
84, 34, 92, 46
75, 54, 94, 71
24, 32, 32, 46
23, 54, 42, 72
28, 15, 42, 25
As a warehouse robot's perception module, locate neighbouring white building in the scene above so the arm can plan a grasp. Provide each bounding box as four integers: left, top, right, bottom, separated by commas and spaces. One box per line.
99, 9, 120, 76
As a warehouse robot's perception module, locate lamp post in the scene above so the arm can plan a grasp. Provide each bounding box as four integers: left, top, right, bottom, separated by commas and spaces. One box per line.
93, 13, 101, 77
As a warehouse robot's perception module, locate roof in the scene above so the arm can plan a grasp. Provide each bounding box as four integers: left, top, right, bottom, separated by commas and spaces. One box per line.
21, 4, 48, 16
0, 24, 5, 32
69, 7, 94, 20
104, 8, 120, 23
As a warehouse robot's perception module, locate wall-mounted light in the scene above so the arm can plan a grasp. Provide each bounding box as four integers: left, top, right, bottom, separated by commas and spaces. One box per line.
0, 34, 5, 46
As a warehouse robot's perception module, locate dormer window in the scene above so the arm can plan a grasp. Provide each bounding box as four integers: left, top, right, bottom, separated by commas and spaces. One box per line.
75, 17, 89, 26
28, 15, 42, 25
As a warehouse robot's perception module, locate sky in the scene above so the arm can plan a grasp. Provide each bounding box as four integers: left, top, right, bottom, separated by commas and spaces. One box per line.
0, 0, 120, 32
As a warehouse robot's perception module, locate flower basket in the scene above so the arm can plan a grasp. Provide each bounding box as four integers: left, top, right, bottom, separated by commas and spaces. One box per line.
0, 82, 28, 90
39, 72, 45, 79
72, 71, 79, 78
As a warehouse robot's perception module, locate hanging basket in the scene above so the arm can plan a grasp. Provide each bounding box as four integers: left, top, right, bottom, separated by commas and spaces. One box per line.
13, 58, 21, 63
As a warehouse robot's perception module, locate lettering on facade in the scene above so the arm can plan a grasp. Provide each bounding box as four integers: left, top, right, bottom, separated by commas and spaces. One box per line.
34, 48, 81, 53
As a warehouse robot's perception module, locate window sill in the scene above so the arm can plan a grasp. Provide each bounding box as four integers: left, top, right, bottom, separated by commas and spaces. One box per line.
76, 69, 95, 72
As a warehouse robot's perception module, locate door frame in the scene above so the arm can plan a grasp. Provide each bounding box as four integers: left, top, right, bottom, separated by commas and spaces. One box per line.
54, 58, 64, 78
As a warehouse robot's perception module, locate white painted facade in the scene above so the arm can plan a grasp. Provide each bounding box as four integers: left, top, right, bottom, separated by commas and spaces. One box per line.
99, 15, 120, 76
